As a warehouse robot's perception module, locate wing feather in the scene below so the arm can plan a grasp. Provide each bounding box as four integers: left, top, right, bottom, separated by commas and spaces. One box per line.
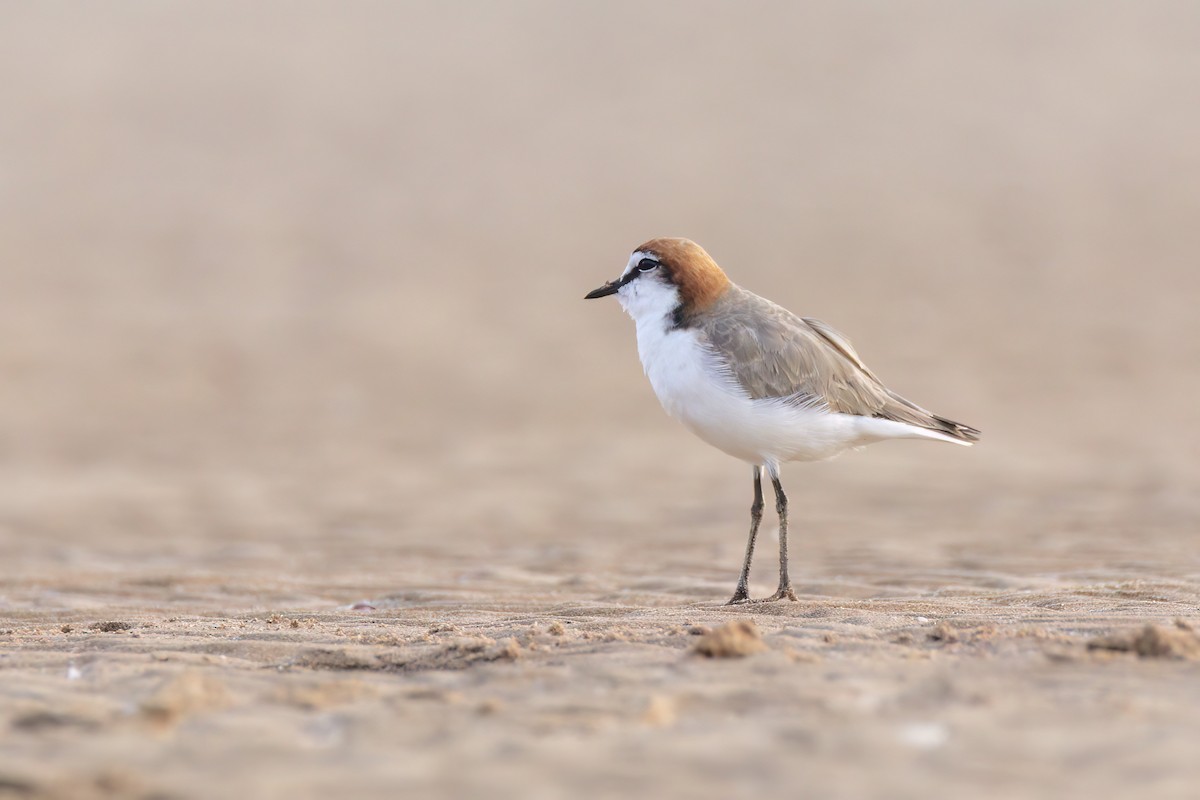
698, 287, 980, 442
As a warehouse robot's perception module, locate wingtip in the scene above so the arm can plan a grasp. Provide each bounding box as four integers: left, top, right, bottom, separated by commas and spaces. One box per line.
956, 425, 982, 444
933, 416, 980, 445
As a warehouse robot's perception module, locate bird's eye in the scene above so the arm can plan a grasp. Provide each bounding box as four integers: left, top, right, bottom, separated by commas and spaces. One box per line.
637, 258, 660, 272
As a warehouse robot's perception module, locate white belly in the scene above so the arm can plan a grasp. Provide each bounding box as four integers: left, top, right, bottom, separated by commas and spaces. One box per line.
635, 322, 868, 466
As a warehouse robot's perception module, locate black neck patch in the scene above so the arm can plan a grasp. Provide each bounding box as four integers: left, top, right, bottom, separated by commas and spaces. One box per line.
668, 302, 696, 331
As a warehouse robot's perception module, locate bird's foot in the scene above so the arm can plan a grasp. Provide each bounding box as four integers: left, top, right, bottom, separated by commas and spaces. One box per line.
725, 585, 752, 605
756, 585, 798, 603
726, 585, 798, 604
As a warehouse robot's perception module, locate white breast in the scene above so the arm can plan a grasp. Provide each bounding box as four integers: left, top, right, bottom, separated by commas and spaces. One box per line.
615, 262, 893, 467
634, 318, 871, 466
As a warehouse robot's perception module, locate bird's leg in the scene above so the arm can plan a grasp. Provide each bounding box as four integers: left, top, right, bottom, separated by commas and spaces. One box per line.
763, 473, 798, 602
726, 466, 764, 605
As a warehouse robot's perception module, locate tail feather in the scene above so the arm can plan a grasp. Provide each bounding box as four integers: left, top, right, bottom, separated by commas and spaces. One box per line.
929, 415, 981, 444
878, 389, 980, 445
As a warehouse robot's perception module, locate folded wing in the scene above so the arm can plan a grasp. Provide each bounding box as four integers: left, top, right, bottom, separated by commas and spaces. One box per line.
699, 288, 980, 443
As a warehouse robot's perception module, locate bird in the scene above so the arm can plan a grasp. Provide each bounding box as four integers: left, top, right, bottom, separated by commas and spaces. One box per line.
585, 237, 979, 605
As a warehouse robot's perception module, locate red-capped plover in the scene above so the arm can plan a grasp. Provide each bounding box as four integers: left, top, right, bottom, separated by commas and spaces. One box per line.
586, 238, 979, 604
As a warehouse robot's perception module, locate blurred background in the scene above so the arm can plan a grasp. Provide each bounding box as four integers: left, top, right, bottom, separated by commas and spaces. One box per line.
2, 1, 1199, 591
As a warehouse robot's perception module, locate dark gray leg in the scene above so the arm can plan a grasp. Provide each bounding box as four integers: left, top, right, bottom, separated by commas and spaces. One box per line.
725, 466, 764, 605
763, 473, 798, 602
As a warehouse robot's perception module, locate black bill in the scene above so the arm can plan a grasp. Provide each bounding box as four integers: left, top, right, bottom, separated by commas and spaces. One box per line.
585, 269, 639, 299
584, 280, 620, 299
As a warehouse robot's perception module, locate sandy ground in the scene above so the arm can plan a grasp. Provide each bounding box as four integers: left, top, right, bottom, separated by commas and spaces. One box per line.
3, 3, 1200, 799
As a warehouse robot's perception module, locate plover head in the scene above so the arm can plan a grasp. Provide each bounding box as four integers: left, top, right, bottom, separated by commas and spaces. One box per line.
584, 237, 731, 325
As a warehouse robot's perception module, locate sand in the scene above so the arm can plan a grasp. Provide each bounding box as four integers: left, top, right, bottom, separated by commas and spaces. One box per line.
2, 3, 1200, 799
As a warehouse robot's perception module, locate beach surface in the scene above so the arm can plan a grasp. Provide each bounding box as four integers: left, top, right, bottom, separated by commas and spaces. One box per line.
2, 4, 1200, 798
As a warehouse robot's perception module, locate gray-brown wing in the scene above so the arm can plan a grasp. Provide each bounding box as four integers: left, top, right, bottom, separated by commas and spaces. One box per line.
699, 288, 979, 440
